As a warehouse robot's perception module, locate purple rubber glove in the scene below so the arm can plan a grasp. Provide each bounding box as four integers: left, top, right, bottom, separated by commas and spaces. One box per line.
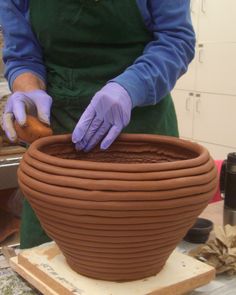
72, 82, 132, 152
3, 90, 52, 142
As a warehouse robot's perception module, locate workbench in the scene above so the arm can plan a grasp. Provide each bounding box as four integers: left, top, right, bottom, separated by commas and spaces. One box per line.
0, 81, 25, 191
179, 201, 236, 295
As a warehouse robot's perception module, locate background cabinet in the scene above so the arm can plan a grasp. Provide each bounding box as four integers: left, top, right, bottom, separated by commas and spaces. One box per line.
172, 90, 194, 139
173, 0, 236, 159
196, 43, 236, 96
198, 0, 236, 43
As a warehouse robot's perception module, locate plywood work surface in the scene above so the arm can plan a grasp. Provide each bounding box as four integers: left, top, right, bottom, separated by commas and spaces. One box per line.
10, 242, 215, 295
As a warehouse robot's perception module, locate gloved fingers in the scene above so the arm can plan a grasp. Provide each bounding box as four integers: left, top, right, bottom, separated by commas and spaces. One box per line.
72, 104, 96, 143
34, 94, 52, 125
75, 138, 87, 151
12, 97, 28, 126
84, 122, 111, 152
2, 112, 17, 142
76, 117, 103, 150
100, 125, 122, 150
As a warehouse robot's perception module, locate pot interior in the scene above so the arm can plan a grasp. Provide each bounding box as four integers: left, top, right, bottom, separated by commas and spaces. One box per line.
40, 138, 199, 164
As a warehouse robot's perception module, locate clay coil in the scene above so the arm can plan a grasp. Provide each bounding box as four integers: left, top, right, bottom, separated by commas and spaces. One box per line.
18, 133, 218, 281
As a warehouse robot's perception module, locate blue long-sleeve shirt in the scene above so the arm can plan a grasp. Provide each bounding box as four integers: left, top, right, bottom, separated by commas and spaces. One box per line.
0, 0, 195, 107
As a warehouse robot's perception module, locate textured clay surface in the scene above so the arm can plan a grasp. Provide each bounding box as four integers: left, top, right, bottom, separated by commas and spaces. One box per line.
14, 115, 53, 144
18, 133, 218, 281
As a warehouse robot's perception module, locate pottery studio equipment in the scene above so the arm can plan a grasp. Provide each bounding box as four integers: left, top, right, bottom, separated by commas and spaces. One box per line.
220, 152, 236, 226
0, 111, 53, 244
0, 91, 25, 191
0, 114, 53, 187
9, 133, 218, 294
0, 89, 25, 244
0, 97, 45, 194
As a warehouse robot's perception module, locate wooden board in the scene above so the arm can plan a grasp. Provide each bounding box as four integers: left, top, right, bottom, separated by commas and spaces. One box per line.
0, 145, 25, 156
10, 242, 215, 295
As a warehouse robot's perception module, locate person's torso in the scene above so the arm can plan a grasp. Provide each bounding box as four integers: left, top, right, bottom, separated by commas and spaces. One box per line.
29, 0, 178, 136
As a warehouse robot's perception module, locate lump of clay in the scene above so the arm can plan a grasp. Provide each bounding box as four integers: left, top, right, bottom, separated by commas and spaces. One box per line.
14, 115, 53, 144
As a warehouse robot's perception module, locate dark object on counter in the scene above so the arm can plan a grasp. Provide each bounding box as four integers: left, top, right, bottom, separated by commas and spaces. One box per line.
183, 218, 213, 244
220, 153, 236, 226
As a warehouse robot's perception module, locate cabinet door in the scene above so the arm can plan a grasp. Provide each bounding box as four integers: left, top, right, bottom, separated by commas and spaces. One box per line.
190, 0, 200, 37
175, 0, 199, 91
171, 90, 194, 139
198, 0, 236, 43
175, 59, 196, 91
196, 43, 236, 96
193, 93, 236, 148
175, 0, 198, 91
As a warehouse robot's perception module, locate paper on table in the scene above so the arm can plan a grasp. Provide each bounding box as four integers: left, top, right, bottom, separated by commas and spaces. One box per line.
189, 224, 236, 275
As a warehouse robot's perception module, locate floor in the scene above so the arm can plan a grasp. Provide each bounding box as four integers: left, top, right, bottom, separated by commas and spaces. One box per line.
0, 267, 40, 295
0, 234, 40, 295
0, 233, 41, 295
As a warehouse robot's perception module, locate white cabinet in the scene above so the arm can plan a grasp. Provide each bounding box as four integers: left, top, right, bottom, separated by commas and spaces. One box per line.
193, 92, 236, 148
190, 0, 199, 37
176, 43, 236, 95
176, 1, 236, 94
172, 90, 236, 158
189, 0, 236, 43
172, 90, 194, 139
198, 0, 236, 43
175, 0, 199, 90
175, 59, 196, 91
196, 43, 236, 96
173, 0, 236, 159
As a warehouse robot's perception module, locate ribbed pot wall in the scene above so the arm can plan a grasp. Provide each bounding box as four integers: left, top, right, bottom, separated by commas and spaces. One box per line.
18, 134, 218, 281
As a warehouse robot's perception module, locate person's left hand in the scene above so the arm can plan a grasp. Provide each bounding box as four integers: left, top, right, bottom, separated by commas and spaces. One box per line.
72, 82, 132, 152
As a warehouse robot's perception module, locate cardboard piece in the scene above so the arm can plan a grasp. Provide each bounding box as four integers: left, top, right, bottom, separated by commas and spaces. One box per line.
189, 224, 236, 275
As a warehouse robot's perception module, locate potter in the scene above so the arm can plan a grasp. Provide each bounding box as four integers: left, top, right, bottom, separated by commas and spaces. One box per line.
0, 1, 195, 250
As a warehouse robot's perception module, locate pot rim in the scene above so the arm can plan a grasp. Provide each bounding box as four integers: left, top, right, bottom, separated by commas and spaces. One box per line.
28, 133, 209, 172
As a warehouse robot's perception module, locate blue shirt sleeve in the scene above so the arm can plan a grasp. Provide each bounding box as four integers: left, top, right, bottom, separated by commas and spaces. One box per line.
0, 0, 195, 104
111, 0, 196, 107
0, 0, 46, 89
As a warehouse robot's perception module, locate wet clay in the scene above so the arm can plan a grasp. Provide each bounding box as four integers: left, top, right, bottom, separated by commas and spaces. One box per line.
18, 133, 218, 281
14, 115, 53, 144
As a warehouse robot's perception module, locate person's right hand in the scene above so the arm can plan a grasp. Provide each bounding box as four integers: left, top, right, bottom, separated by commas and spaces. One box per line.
2, 90, 52, 142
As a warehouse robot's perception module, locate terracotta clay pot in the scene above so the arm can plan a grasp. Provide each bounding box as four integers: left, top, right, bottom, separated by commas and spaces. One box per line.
18, 133, 218, 281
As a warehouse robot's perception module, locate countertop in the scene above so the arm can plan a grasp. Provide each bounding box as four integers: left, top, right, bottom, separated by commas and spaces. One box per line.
178, 200, 236, 295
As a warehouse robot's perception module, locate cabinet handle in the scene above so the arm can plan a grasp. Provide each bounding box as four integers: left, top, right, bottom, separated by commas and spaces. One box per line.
201, 0, 206, 13
196, 98, 201, 113
199, 49, 204, 63
185, 97, 191, 112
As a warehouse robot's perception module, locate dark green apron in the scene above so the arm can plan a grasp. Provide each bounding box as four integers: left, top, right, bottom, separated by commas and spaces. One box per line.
20, 0, 179, 249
